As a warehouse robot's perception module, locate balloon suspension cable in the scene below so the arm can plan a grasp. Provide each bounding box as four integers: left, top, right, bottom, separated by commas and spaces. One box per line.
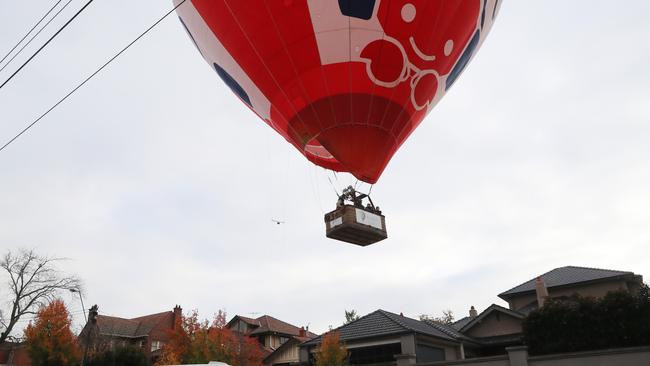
336, 185, 382, 215
326, 174, 340, 197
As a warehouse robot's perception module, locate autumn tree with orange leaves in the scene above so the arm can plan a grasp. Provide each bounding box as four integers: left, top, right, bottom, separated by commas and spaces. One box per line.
24, 299, 80, 366
157, 310, 263, 366
314, 331, 348, 366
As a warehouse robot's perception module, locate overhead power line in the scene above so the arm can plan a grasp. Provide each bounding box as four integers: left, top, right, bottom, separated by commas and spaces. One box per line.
0, 0, 95, 91
0, 0, 75, 75
0, 0, 188, 154
0, 0, 64, 67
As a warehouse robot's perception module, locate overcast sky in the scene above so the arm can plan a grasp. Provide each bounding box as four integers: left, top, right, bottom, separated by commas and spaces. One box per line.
1, 1, 650, 336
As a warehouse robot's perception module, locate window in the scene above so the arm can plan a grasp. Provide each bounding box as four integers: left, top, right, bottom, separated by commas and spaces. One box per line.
238, 321, 248, 333
279, 336, 288, 345
151, 340, 164, 352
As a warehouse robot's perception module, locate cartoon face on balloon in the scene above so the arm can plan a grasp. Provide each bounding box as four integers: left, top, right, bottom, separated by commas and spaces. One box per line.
360, 0, 481, 110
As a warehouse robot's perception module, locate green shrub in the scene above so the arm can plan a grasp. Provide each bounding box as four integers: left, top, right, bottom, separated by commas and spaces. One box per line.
523, 284, 650, 355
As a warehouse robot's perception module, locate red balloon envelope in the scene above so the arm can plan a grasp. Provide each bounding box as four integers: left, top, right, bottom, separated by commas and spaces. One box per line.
175, 0, 501, 183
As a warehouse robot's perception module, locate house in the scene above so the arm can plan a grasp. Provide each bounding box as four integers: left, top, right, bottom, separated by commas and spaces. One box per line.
299, 266, 645, 365
226, 314, 316, 366
0, 342, 30, 366
80, 304, 182, 362
449, 265, 645, 356
498, 265, 643, 313
448, 304, 525, 357
299, 310, 473, 366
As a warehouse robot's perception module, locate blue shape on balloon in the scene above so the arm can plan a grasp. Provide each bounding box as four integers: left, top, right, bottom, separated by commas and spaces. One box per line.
338, 0, 375, 20
446, 30, 480, 90
481, 0, 487, 28
213, 63, 251, 107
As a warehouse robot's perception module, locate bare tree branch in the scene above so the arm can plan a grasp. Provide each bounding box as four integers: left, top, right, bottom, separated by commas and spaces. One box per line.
0, 249, 81, 344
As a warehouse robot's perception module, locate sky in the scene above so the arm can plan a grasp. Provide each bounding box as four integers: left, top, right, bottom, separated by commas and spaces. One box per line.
1, 1, 650, 336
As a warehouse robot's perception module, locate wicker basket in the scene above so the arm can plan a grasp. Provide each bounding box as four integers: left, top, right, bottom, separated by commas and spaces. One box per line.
324, 205, 387, 246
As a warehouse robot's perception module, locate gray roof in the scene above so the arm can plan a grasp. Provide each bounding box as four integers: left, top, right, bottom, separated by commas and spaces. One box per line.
301, 310, 458, 347
457, 304, 524, 333
421, 319, 471, 340
498, 266, 636, 299
450, 316, 472, 331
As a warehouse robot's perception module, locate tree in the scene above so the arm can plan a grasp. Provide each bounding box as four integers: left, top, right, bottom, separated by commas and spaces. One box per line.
344, 310, 359, 324
419, 310, 454, 325
157, 310, 263, 366
24, 299, 80, 366
1, 249, 81, 344
314, 331, 348, 366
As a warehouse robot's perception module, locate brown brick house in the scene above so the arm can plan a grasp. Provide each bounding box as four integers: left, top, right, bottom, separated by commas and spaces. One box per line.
80, 305, 182, 362
227, 314, 316, 365
0, 342, 31, 366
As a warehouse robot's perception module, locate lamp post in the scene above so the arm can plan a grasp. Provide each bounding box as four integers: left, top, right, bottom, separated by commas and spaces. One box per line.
69, 288, 87, 323
69, 288, 88, 366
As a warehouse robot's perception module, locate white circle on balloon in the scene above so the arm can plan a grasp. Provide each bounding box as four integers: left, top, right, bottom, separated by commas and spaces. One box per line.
444, 39, 454, 56
401, 3, 416, 23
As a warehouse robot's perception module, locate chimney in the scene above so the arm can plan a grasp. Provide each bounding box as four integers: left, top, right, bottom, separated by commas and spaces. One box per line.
535, 277, 549, 308
89, 305, 99, 324
469, 306, 478, 318
173, 305, 182, 329
299, 326, 306, 337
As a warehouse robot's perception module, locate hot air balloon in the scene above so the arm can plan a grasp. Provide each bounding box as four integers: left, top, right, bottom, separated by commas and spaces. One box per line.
175, 0, 501, 245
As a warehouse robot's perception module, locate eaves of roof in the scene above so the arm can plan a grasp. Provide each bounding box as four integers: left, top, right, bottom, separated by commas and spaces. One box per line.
263, 337, 302, 363
498, 266, 637, 300
301, 310, 460, 348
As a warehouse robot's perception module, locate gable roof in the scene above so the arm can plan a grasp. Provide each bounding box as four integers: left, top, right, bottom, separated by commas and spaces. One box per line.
458, 304, 524, 333
263, 335, 312, 364
228, 314, 317, 338
302, 310, 459, 347
96, 311, 174, 338
498, 266, 638, 299
451, 317, 472, 331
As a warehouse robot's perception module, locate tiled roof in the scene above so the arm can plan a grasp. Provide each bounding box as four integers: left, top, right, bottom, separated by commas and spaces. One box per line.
97, 315, 142, 338
451, 317, 472, 331
235, 315, 260, 326
458, 304, 524, 333
499, 266, 636, 299
421, 319, 470, 340
230, 314, 317, 338
302, 310, 459, 347
97, 311, 174, 338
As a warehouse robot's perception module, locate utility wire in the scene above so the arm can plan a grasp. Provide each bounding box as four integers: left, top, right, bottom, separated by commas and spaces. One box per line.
0, 0, 95, 91
0, 0, 75, 75
0, 0, 64, 67
0, 0, 188, 153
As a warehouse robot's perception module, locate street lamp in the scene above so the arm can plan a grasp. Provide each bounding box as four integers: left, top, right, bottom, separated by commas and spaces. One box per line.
69, 288, 89, 366
69, 288, 87, 323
